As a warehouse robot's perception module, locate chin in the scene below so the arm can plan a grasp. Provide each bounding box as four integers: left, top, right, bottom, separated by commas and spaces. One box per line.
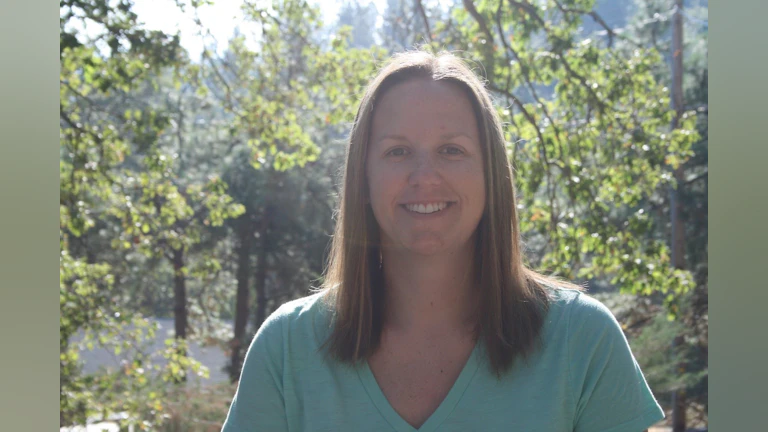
404, 234, 450, 255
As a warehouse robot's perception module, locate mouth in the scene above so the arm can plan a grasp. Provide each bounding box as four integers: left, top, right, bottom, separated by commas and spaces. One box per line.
400, 201, 455, 215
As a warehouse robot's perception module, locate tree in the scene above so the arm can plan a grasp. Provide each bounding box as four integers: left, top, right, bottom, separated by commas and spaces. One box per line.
336, 0, 380, 48
432, 0, 699, 298
60, 0, 240, 425
186, 0, 385, 380
621, 0, 708, 426
426, 4, 707, 423
380, 0, 448, 50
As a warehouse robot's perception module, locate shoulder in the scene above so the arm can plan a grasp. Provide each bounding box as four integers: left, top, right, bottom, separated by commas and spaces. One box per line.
539, 286, 631, 361
225, 294, 332, 431
545, 287, 623, 335
247, 291, 334, 362
257, 290, 334, 341
267, 290, 332, 325
544, 287, 664, 430
550, 288, 665, 429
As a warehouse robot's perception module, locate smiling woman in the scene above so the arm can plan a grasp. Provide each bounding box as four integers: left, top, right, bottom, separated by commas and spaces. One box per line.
367, 78, 485, 258
221, 50, 664, 432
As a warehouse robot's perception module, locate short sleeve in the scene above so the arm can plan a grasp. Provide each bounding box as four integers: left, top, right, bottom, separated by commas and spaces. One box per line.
221, 308, 289, 432
568, 293, 664, 432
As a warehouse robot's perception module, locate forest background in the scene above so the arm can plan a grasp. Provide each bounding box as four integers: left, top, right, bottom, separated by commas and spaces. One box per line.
59, 0, 708, 430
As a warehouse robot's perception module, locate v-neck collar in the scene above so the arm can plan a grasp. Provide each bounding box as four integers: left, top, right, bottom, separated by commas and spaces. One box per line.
357, 342, 481, 432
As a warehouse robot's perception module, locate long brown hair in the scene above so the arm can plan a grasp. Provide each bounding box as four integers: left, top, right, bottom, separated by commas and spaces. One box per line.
322, 50, 579, 376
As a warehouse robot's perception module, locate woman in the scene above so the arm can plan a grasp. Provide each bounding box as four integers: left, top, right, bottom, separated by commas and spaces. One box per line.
222, 51, 663, 432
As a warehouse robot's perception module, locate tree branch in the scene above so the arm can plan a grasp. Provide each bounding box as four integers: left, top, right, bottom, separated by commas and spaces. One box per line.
506, 0, 547, 27
415, 0, 434, 43
552, 0, 615, 47
494, 2, 565, 157
462, 0, 494, 45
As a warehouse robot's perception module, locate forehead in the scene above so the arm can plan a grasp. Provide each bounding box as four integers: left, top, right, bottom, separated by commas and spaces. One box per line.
369, 78, 480, 143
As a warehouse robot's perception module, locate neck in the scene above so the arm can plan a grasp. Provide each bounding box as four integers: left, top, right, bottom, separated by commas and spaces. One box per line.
379, 243, 479, 336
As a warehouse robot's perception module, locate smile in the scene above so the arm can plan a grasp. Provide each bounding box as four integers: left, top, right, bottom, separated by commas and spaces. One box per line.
401, 202, 454, 214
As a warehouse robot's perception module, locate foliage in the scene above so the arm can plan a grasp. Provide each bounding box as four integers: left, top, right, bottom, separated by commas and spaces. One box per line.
59, 0, 707, 427
60, 0, 238, 427
622, 0, 709, 418
597, 288, 708, 425
147, 383, 237, 432
60, 249, 210, 428
418, 0, 701, 305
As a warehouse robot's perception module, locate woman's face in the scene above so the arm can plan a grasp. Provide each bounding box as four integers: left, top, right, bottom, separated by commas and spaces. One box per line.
366, 78, 486, 256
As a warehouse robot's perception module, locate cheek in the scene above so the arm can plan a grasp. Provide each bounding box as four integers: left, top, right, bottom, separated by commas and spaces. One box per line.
368, 160, 403, 193
366, 167, 393, 213
463, 164, 487, 214
453, 159, 484, 185
473, 189, 487, 218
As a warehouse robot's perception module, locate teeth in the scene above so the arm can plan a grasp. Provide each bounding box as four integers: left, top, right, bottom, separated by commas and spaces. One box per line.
405, 202, 450, 214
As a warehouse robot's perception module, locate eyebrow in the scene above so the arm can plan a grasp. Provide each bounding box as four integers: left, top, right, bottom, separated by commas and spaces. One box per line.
374, 132, 474, 145
374, 134, 410, 145
440, 132, 474, 141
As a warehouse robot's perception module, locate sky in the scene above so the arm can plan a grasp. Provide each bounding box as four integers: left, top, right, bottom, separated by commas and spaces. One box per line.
129, 0, 388, 59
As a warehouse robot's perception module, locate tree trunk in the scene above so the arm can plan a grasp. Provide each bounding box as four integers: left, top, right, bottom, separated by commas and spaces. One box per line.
253, 206, 270, 332
171, 246, 188, 383
230, 218, 254, 382
670, 1, 687, 430
172, 247, 188, 341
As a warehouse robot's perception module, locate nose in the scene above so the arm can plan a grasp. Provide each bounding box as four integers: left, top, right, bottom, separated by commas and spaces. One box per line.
408, 153, 442, 188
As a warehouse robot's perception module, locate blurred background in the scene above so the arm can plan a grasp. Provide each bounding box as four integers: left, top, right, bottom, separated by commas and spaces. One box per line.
59, 0, 708, 430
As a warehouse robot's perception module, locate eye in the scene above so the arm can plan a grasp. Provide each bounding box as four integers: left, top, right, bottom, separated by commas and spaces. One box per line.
439, 145, 464, 156
386, 147, 409, 157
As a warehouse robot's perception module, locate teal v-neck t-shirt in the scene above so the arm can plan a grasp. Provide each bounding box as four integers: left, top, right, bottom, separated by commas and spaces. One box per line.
222, 288, 664, 432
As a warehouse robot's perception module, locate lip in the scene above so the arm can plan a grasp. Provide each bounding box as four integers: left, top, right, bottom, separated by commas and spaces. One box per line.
398, 200, 457, 205
399, 201, 456, 217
